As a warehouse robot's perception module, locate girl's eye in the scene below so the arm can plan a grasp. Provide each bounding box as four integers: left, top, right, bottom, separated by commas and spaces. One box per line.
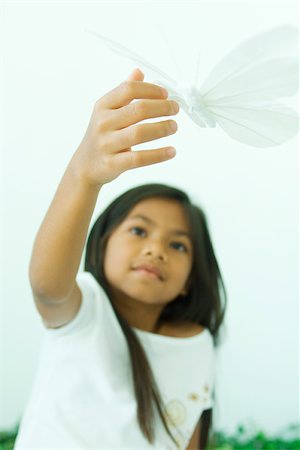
130, 226, 146, 236
129, 227, 188, 253
171, 242, 188, 253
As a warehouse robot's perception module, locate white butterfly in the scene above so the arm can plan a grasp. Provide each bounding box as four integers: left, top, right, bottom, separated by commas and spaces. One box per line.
85, 26, 299, 148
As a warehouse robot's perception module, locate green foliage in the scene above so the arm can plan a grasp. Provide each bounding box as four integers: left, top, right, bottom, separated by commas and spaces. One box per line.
0, 423, 299, 449
208, 423, 300, 450
0, 425, 19, 450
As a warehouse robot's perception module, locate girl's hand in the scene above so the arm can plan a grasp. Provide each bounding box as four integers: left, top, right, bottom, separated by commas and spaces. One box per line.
72, 68, 179, 187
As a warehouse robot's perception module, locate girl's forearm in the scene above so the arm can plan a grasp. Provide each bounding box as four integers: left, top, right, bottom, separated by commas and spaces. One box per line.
29, 150, 102, 302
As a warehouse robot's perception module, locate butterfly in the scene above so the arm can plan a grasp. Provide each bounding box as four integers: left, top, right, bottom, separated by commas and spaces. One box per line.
85, 26, 299, 148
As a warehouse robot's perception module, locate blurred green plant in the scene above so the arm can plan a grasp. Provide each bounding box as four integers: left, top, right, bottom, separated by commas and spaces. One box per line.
208, 423, 300, 450
0, 424, 19, 450
0, 422, 299, 449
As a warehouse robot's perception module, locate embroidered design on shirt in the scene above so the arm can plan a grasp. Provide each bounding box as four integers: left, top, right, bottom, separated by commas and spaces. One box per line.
203, 383, 210, 403
163, 399, 187, 427
188, 392, 199, 401
187, 384, 211, 402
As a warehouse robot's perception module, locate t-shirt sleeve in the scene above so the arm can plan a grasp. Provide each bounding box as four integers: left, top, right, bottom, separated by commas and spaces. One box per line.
43, 271, 101, 336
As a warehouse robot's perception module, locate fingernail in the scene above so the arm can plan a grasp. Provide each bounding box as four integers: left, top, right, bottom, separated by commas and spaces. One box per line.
170, 121, 178, 131
172, 101, 180, 113
167, 147, 176, 157
161, 88, 168, 97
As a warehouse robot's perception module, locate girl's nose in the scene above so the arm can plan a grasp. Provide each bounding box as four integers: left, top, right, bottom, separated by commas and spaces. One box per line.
142, 244, 167, 261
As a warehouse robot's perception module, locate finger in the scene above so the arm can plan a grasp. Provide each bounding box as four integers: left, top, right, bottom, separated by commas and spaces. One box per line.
110, 119, 178, 151
114, 146, 176, 171
112, 99, 179, 130
99, 79, 168, 110
126, 68, 144, 82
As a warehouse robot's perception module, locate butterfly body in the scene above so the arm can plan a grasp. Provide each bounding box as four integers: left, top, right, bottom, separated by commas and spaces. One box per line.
153, 80, 217, 128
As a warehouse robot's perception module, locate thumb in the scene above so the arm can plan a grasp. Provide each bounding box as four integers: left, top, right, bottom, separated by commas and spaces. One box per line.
126, 67, 144, 82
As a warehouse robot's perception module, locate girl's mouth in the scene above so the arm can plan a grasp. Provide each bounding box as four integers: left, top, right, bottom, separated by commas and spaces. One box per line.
133, 268, 163, 281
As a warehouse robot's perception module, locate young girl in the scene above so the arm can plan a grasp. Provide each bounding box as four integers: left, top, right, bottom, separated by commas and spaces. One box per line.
14, 68, 226, 450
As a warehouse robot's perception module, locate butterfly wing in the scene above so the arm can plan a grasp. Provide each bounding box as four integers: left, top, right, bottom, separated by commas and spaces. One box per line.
200, 25, 298, 100
85, 29, 205, 125
85, 29, 178, 86
85, 30, 196, 117
205, 102, 298, 148
202, 57, 298, 106
198, 26, 299, 147
85, 27, 299, 144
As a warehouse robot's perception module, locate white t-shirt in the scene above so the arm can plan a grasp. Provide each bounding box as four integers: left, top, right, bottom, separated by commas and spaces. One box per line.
14, 271, 216, 450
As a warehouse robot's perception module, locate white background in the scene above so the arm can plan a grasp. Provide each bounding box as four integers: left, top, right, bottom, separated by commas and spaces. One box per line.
1, 0, 299, 438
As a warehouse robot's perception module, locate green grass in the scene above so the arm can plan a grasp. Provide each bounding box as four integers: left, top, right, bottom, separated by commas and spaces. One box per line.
1, 423, 299, 449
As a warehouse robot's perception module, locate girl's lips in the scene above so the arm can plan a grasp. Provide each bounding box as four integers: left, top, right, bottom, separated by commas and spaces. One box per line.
133, 265, 164, 281
135, 268, 160, 279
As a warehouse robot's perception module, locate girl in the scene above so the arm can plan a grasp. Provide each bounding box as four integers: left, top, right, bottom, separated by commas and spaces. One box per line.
14, 68, 226, 450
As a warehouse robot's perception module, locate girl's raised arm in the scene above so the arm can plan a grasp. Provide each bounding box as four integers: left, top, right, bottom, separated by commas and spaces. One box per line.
29, 69, 179, 326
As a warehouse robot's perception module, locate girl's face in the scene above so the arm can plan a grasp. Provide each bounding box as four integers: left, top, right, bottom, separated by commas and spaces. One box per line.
103, 197, 193, 321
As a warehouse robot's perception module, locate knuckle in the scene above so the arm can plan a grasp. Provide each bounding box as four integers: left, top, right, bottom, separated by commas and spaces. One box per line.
131, 100, 147, 119
98, 135, 111, 153
121, 106, 133, 125
117, 128, 130, 148
118, 81, 127, 91
120, 80, 135, 97
96, 114, 111, 132
94, 98, 104, 112
130, 124, 142, 142
103, 153, 115, 171
126, 152, 136, 170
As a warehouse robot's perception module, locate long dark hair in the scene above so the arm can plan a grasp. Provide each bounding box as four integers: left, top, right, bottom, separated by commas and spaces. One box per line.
84, 183, 227, 449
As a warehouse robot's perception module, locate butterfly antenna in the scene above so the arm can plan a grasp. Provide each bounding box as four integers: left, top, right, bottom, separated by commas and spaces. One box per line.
155, 24, 184, 80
